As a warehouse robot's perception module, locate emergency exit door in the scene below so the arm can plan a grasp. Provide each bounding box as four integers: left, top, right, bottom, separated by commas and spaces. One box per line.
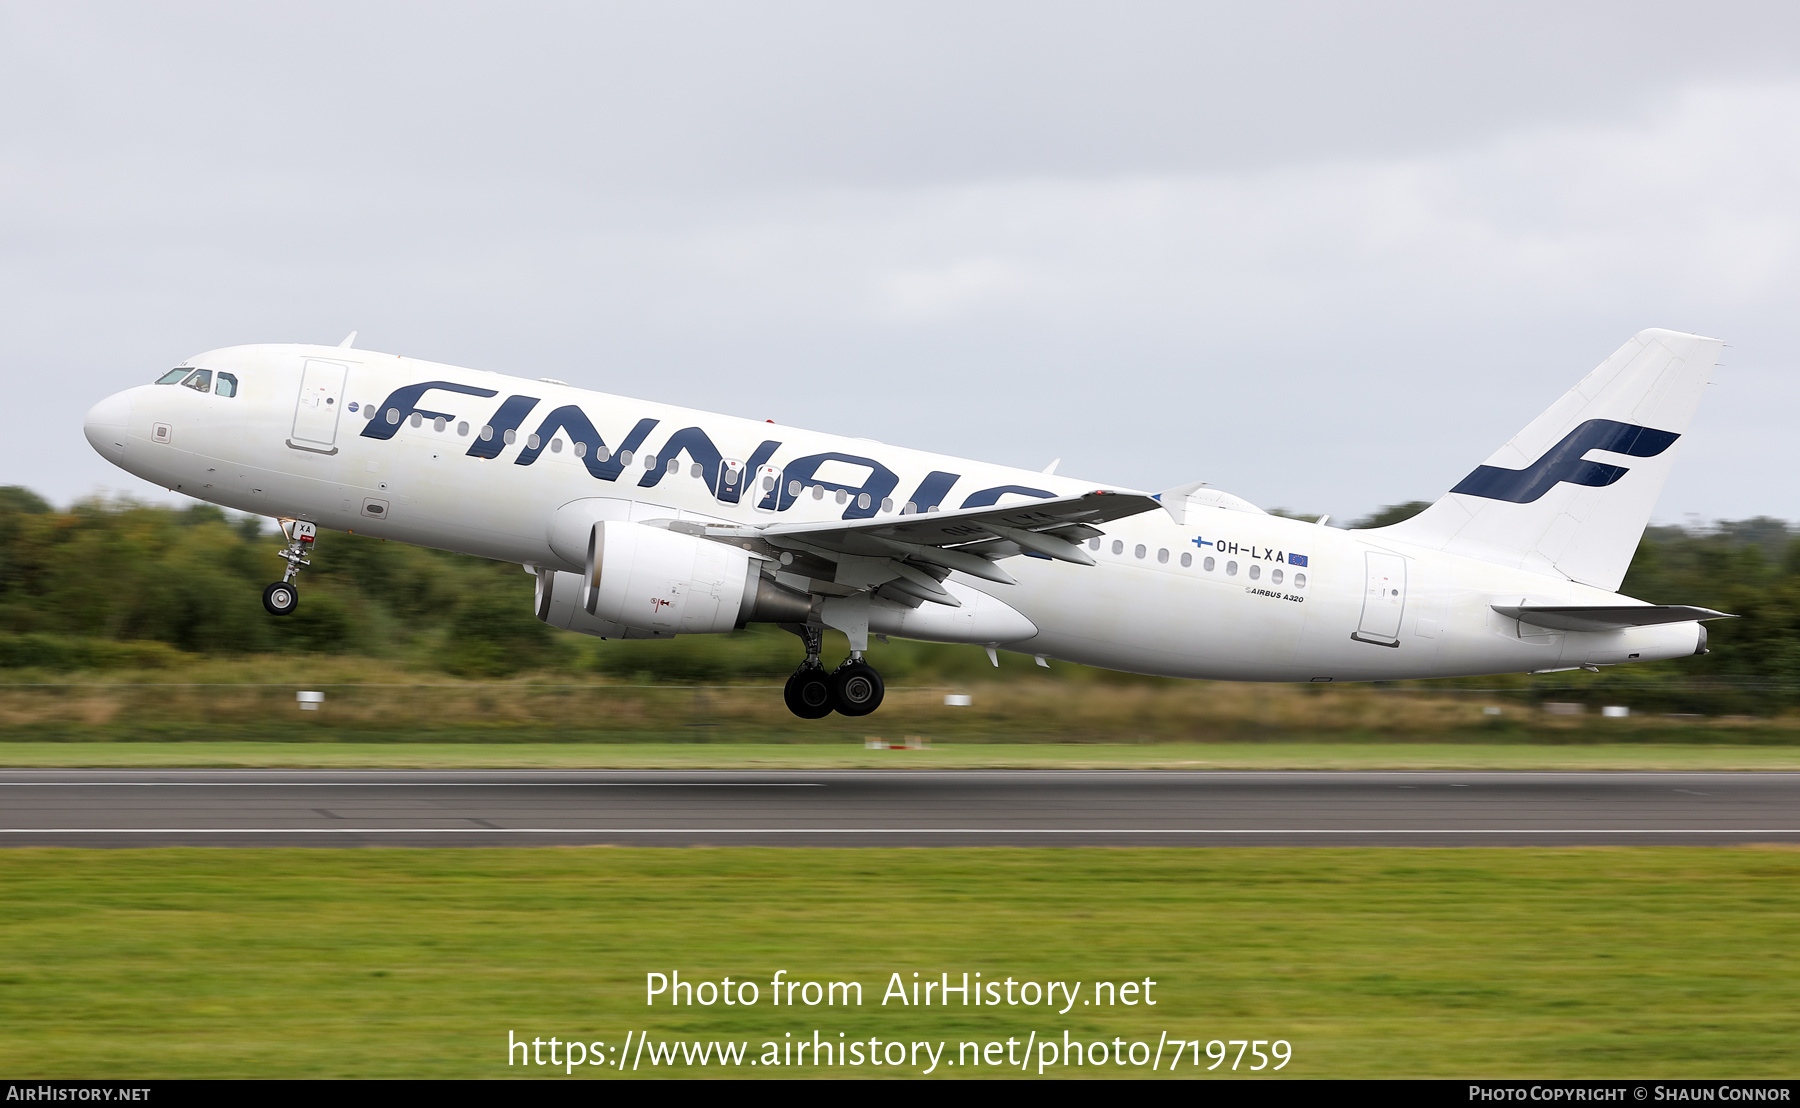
713, 458, 746, 503
1352, 551, 1407, 647
290, 360, 348, 452
751, 463, 782, 511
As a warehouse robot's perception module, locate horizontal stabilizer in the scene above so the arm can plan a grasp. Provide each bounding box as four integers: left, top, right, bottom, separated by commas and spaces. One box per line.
1491, 604, 1732, 632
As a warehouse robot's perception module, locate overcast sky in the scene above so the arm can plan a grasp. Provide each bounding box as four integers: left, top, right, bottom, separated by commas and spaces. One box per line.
6, 1, 1800, 524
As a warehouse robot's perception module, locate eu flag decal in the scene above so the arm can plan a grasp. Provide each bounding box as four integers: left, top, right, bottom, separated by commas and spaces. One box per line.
1289, 553, 1309, 567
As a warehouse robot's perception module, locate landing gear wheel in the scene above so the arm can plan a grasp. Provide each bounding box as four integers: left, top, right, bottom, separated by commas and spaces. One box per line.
262, 581, 299, 616
265, 520, 314, 618
784, 667, 835, 719
831, 660, 885, 717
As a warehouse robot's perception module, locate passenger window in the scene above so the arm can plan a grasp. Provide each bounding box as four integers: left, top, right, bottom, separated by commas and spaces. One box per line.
457, 421, 469, 436
364, 405, 377, 420
1226, 560, 1238, 575
1249, 564, 1261, 580
156, 368, 190, 384
1088, 537, 1101, 550
1180, 552, 1192, 568
881, 497, 893, 512
668, 458, 680, 475
691, 463, 703, 478
789, 480, 802, 496
480, 425, 493, 441
434, 416, 448, 433
1295, 573, 1307, 589
214, 373, 238, 397
1111, 540, 1124, 555
527, 434, 541, 450
1271, 568, 1283, 585
550, 437, 562, 453
1134, 544, 1146, 559
858, 493, 871, 509
574, 442, 587, 458
504, 429, 518, 445
1204, 556, 1215, 571
1157, 548, 1169, 564
181, 369, 212, 393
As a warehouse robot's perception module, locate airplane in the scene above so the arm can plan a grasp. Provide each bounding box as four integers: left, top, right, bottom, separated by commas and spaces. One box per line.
82, 328, 1730, 718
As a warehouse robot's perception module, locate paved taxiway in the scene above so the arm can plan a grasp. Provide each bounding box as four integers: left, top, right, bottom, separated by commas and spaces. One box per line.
0, 769, 1797, 846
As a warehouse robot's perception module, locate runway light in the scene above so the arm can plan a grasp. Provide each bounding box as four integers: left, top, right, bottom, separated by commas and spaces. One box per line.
944, 694, 973, 707
1602, 705, 1630, 718
297, 691, 325, 711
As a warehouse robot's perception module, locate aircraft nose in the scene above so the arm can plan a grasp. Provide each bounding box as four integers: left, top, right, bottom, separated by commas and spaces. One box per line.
83, 390, 133, 461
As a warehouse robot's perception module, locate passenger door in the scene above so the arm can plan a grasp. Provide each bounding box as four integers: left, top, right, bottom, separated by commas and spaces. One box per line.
1353, 550, 1407, 647
290, 360, 348, 452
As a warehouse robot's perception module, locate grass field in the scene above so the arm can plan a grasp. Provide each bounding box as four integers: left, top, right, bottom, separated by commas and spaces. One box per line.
5, 740, 1800, 770
3, 658, 1795, 746
1, 847, 1796, 1079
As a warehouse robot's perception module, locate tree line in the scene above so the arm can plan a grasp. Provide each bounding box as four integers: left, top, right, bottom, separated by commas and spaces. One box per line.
0, 489, 1794, 707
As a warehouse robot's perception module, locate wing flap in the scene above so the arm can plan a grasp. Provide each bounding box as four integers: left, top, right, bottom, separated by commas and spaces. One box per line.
703, 489, 1158, 601
710, 490, 1154, 558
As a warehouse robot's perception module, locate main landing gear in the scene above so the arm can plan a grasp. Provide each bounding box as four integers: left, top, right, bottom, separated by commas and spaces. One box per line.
262, 519, 316, 616
782, 625, 886, 719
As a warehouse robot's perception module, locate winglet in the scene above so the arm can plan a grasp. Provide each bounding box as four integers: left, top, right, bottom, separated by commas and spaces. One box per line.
337, 331, 358, 349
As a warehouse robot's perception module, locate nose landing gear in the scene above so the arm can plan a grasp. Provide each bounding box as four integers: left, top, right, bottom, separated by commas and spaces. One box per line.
780, 624, 887, 718
261, 581, 298, 616
262, 519, 315, 616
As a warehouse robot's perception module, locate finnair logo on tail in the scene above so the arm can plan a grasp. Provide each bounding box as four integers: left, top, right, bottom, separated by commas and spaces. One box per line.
1450, 419, 1680, 505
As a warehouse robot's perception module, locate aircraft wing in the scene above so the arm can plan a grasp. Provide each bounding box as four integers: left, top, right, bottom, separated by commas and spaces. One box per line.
696, 490, 1161, 606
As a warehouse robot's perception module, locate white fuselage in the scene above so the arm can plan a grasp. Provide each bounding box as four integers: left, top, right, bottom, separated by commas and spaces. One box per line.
83, 344, 1703, 681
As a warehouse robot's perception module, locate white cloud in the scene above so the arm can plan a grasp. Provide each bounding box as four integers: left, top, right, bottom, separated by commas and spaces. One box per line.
11, 77, 1800, 524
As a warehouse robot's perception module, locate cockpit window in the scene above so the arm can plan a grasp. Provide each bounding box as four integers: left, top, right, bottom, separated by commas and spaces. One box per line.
156, 368, 190, 384
180, 369, 212, 394
215, 372, 238, 398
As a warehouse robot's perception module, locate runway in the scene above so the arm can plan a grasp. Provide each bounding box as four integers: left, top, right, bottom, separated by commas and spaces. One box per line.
1, 769, 1798, 845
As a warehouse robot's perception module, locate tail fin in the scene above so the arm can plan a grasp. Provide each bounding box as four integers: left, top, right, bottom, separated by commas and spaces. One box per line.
1365, 328, 1723, 591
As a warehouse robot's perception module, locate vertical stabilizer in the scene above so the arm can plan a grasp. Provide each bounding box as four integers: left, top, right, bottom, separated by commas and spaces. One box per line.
1364, 328, 1723, 591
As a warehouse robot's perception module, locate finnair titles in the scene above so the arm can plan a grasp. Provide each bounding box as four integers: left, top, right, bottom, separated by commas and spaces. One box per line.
83, 329, 1729, 717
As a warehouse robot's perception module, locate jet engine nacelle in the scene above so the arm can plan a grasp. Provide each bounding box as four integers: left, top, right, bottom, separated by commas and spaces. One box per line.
535, 567, 669, 640
536, 522, 817, 639
585, 520, 762, 635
